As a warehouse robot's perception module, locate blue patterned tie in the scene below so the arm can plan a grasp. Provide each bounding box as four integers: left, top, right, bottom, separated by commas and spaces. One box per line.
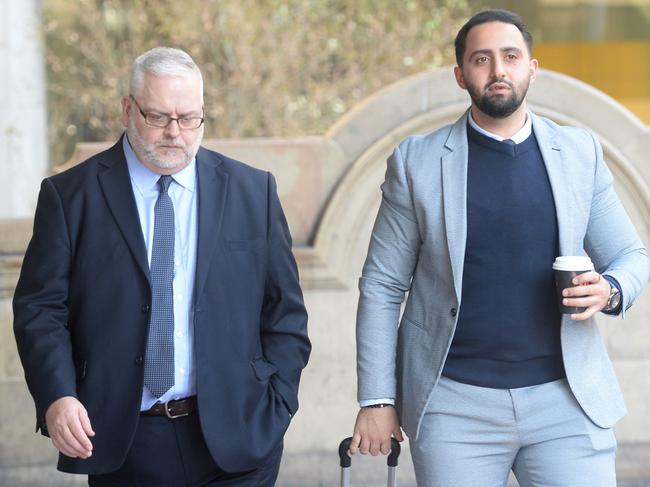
144, 175, 175, 398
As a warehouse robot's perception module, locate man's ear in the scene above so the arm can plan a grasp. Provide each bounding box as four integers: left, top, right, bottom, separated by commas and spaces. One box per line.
120, 96, 130, 128
529, 58, 539, 84
454, 65, 467, 90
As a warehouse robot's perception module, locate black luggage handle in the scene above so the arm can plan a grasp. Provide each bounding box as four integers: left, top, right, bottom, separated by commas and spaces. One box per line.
338, 437, 401, 468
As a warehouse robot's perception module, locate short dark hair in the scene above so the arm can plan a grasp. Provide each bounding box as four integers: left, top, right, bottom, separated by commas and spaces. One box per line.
454, 9, 533, 66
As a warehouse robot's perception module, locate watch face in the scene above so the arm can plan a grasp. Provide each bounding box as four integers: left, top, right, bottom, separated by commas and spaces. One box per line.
607, 290, 621, 311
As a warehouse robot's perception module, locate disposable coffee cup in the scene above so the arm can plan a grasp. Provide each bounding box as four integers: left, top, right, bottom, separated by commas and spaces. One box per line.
552, 256, 594, 314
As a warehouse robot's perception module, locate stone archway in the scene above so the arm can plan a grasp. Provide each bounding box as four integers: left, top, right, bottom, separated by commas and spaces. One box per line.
311, 68, 650, 288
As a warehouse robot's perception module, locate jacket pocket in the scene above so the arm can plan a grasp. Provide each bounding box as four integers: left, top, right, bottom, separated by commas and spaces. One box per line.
227, 238, 266, 252
401, 315, 427, 331
250, 357, 279, 382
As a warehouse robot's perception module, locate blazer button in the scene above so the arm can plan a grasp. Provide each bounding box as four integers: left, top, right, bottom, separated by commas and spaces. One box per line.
141, 304, 150, 313
450, 308, 457, 317
135, 356, 144, 366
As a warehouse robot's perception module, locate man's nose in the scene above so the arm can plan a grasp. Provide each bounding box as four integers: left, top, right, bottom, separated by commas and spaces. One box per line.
164, 119, 181, 137
491, 58, 507, 79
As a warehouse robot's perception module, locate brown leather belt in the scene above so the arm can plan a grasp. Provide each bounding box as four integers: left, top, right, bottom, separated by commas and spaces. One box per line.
141, 396, 197, 419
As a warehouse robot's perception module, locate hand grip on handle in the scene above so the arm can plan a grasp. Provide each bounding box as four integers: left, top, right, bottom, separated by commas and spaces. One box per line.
338, 437, 401, 468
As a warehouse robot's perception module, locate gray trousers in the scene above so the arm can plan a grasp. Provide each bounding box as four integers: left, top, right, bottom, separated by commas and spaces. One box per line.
411, 376, 617, 487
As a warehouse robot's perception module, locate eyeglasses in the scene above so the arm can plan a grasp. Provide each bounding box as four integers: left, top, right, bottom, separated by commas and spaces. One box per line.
129, 95, 204, 130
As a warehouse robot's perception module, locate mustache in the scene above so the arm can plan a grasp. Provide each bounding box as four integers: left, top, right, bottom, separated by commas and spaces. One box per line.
485, 79, 514, 90
155, 140, 188, 150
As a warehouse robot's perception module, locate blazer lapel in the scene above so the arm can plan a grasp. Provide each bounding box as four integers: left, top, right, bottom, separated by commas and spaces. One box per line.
531, 114, 573, 255
194, 149, 229, 303
441, 113, 470, 300
97, 138, 150, 284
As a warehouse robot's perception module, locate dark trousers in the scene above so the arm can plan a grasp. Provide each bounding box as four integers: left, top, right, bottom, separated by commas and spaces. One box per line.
88, 412, 282, 487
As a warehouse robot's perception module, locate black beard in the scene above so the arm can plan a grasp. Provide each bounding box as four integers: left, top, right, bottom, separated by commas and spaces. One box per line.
468, 80, 527, 119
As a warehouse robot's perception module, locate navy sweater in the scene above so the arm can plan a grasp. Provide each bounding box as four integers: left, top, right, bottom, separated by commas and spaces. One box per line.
441, 125, 565, 389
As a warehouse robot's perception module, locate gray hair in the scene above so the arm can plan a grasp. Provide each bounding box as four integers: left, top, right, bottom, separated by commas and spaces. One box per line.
129, 47, 203, 97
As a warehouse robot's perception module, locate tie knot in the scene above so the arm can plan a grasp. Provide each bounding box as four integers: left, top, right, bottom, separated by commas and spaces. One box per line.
502, 139, 516, 146
158, 175, 173, 194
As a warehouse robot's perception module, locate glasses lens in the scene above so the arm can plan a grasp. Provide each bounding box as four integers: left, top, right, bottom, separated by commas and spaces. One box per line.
178, 118, 203, 129
145, 113, 171, 128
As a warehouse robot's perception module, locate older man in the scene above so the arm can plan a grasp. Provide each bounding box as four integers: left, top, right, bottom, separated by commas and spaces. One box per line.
14, 47, 310, 486
350, 9, 650, 487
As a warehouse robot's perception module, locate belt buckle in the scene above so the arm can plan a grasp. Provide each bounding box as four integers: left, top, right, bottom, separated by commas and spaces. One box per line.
164, 400, 189, 419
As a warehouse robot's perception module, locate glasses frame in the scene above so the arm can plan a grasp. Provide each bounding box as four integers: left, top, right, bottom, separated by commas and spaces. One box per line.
129, 94, 204, 130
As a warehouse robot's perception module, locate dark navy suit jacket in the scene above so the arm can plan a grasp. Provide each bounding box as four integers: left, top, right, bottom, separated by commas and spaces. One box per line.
13, 136, 311, 474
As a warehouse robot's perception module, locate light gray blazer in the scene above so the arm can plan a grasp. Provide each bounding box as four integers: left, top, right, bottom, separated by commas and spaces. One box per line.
356, 111, 650, 439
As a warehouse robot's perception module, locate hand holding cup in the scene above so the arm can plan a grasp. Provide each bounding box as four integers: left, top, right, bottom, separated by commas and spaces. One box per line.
553, 256, 612, 320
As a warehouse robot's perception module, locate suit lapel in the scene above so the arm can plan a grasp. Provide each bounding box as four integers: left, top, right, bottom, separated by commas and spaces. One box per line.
531, 114, 573, 255
194, 149, 229, 303
97, 138, 150, 284
441, 113, 470, 300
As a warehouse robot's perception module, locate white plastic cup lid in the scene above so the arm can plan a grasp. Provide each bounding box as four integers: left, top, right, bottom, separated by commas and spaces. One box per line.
552, 256, 594, 271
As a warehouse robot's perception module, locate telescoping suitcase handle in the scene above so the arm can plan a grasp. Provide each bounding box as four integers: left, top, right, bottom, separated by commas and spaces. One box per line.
338, 436, 401, 487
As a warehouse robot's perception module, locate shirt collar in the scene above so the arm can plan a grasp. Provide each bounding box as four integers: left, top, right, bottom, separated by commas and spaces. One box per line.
468, 110, 532, 144
122, 134, 196, 193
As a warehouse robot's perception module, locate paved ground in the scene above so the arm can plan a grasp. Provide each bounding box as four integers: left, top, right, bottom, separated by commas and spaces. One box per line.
3, 444, 650, 487
3, 458, 649, 487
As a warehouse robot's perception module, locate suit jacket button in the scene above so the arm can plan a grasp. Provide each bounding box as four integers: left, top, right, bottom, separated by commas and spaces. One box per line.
141, 304, 150, 313
450, 308, 457, 317
135, 356, 143, 366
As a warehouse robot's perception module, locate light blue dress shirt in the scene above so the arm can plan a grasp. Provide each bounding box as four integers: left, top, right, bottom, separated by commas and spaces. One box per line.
122, 136, 198, 410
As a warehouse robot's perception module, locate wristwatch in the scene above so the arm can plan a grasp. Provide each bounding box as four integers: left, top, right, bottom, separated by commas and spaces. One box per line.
602, 279, 622, 313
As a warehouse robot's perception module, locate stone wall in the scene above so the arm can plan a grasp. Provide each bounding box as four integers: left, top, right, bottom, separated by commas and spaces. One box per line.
2, 69, 649, 484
